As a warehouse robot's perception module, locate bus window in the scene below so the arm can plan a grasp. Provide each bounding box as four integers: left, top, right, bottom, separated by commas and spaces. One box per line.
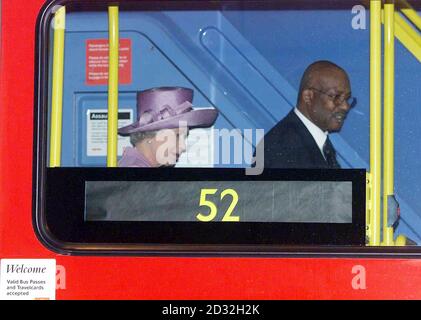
34, 0, 421, 253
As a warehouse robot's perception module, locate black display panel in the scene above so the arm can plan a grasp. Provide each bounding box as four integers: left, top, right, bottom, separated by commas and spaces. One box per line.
85, 180, 353, 223
35, 168, 366, 252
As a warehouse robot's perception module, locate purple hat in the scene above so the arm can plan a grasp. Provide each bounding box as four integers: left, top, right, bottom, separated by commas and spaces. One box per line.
118, 87, 218, 135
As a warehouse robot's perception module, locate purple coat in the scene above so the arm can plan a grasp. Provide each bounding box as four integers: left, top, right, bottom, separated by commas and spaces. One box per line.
118, 147, 152, 167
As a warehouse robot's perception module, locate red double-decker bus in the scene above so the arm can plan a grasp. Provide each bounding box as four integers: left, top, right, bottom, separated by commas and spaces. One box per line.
2, 0, 421, 300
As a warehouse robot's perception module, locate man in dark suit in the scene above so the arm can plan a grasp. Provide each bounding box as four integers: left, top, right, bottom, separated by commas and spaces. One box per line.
259, 60, 355, 168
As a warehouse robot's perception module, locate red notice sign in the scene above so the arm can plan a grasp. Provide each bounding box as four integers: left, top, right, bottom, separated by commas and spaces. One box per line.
86, 39, 132, 85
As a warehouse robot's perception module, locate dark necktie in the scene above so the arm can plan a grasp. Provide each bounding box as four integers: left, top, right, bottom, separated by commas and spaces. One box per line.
323, 137, 340, 168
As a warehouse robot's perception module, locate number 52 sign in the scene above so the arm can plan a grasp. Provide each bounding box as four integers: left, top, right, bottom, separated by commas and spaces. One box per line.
196, 189, 240, 222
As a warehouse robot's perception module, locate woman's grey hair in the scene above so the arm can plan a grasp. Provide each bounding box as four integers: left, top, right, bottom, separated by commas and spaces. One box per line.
129, 130, 157, 146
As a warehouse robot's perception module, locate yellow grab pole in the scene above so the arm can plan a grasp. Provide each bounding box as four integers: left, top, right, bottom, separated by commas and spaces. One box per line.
400, 0, 421, 31
366, 172, 372, 244
383, 2, 395, 246
369, 0, 382, 246
49, 6, 66, 167
381, 10, 421, 65
107, 6, 119, 167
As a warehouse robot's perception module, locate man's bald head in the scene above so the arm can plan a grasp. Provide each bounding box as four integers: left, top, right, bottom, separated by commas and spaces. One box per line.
296, 60, 352, 133
298, 60, 347, 102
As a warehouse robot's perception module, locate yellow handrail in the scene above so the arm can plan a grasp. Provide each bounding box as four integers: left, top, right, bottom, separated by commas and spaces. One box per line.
366, 172, 372, 244
395, 234, 407, 245
107, 6, 119, 167
383, 2, 396, 246
49, 6, 66, 167
369, 0, 382, 246
394, 12, 421, 62
400, 0, 421, 31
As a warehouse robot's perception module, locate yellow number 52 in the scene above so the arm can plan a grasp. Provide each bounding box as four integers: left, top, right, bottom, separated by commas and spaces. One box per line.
196, 188, 240, 222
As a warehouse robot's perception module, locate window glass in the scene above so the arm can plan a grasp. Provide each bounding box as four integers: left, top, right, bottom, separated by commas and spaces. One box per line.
36, 0, 421, 251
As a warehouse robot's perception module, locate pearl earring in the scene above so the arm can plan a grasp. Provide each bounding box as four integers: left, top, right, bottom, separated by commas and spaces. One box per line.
147, 140, 152, 144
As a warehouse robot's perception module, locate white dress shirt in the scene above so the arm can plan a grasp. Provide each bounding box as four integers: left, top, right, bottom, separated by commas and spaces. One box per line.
294, 108, 328, 159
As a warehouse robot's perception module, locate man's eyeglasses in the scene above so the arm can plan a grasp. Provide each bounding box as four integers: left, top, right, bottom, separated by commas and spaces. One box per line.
309, 87, 357, 108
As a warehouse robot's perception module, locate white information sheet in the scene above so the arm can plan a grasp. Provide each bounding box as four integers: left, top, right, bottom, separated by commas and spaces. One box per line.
0, 259, 56, 300
87, 109, 133, 157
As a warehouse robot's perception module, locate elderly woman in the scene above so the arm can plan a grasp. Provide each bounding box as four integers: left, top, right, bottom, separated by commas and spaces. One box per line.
118, 86, 218, 167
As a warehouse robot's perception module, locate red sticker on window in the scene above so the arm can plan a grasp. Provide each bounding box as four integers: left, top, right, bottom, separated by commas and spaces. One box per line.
86, 39, 132, 85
